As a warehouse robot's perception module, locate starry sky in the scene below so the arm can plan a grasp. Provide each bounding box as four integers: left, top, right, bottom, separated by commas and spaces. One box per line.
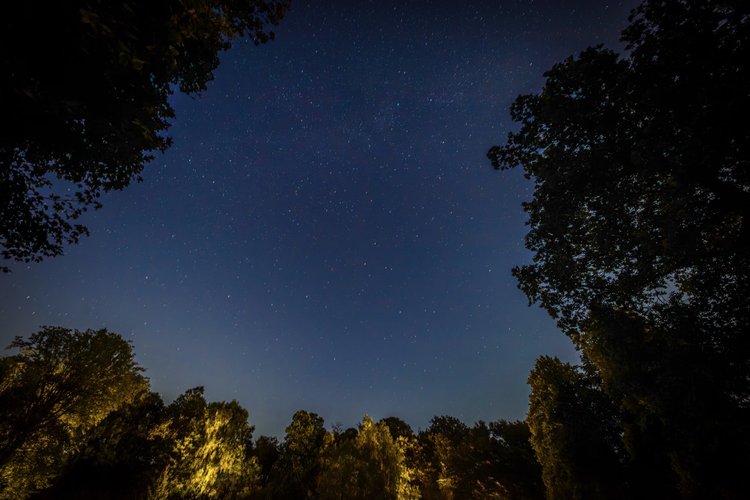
1, 0, 639, 437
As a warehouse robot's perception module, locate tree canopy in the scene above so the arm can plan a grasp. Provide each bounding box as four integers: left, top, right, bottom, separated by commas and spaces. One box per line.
0, 327, 148, 497
0, 0, 289, 270
0, 328, 264, 499
526, 357, 623, 500
270, 410, 327, 499
152, 388, 260, 499
490, 0, 750, 496
317, 416, 409, 500
489, 0, 749, 337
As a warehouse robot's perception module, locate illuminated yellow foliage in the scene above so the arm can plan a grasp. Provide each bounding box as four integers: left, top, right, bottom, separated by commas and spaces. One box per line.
395, 436, 421, 500
150, 390, 259, 499
317, 415, 421, 500
0, 327, 148, 499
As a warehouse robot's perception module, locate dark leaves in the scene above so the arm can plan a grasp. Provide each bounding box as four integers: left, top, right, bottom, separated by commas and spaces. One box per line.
0, 1, 290, 269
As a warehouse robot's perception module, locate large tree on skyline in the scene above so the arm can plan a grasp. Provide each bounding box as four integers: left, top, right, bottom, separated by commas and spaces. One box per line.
490, 0, 750, 496
0, 0, 288, 270
489, 0, 749, 337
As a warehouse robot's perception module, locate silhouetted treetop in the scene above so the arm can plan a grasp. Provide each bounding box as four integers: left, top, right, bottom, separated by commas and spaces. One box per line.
379, 416, 414, 440
488, 0, 750, 335
0, 0, 289, 270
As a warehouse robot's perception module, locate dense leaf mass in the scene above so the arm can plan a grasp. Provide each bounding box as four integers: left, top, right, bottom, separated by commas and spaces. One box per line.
488, 0, 750, 336
0, 0, 288, 269
490, 0, 750, 497
527, 357, 626, 500
0, 327, 148, 497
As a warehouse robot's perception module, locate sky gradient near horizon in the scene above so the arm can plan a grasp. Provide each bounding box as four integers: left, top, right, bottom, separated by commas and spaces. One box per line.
1, 0, 639, 437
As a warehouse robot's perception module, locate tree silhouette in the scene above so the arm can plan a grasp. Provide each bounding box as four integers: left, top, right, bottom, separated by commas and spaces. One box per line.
253, 435, 281, 490
0, 0, 289, 270
489, 0, 750, 495
271, 410, 327, 499
449, 420, 544, 500
488, 0, 749, 338
379, 417, 414, 440
527, 357, 623, 500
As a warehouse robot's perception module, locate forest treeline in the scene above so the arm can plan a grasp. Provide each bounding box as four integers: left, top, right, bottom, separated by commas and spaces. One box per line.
0, 326, 543, 499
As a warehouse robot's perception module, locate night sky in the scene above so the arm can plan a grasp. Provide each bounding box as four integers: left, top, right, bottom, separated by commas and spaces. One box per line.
1, 1, 639, 437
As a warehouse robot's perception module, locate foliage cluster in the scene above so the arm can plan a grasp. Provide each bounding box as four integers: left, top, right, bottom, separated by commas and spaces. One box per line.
489, 0, 750, 497
0, 327, 544, 499
0, 0, 289, 270
0, 327, 260, 499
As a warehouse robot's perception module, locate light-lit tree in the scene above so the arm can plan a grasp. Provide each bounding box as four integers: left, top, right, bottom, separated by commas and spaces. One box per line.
317, 415, 416, 500
0, 327, 148, 498
152, 388, 260, 499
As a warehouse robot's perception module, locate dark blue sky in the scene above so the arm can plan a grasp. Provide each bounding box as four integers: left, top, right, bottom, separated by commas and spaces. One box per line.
1, 0, 638, 437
